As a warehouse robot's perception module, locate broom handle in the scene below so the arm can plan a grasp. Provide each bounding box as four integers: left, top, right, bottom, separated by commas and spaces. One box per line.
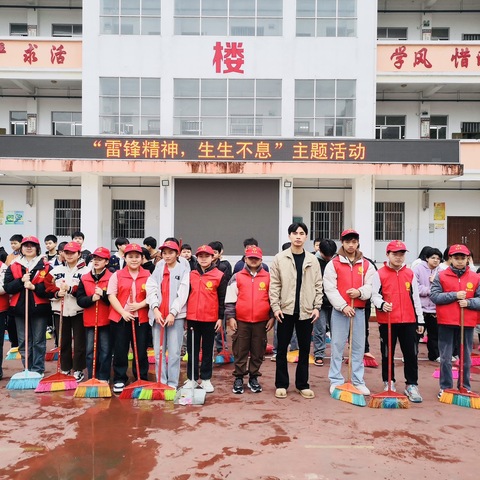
56, 296, 64, 374
92, 297, 99, 380
220, 323, 226, 352
24, 269, 29, 371
387, 308, 393, 390
347, 299, 354, 383
128, 289, 141, 380
459, 306, 465, 390
158, 324, 164, 383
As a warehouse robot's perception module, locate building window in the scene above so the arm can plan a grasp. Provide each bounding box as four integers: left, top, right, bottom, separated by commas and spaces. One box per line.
52, 24, 83, 37
430, 115, 447, 139
310, 202, 343, 240
375, 202, 404, 241
52, 112, 82, 136
100, 0, 161, 35
10, 111, 27, 135
174, 0, 282, 36
296, 0, 356, 37
173, 78, 282, 136
99, 77, 161, 135
10, 23, 28, 36
294, 79, 356, 137
377, 27, 407, 40
375, 115, 405, 139
112, 200, 145, 239
54, 199, 81, 236
463, 33, 480, 40
431, 27, 449, 40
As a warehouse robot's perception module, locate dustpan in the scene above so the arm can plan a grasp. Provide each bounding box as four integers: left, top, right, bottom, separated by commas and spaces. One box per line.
174, 326, 206, 405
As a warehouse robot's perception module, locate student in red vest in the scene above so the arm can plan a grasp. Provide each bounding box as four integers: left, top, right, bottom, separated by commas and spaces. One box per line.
76, 247, 113, 382
430, 244, 480, 399
371, 240, 425, 403
4, 236, 52, 376
226, 246, 274, 394
184, 244, 228, 393
45, 241, 89, 382
323, 229, 375, 396
107, 243, 150, 395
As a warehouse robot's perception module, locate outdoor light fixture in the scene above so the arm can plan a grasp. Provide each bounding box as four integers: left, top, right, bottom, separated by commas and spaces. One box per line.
161, 180, 170, 187
284, 180, 292, 188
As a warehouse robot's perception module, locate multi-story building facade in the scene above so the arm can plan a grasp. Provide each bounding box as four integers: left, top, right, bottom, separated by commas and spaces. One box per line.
0, 0, 478, 263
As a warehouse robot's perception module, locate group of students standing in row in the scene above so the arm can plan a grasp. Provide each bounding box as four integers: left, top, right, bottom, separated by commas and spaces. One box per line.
1, 225, 479, 402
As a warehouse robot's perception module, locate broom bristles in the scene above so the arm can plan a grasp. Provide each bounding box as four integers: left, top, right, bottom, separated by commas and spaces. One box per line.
331, 383, 366, 407
5, 347, 21, 361
35, 372, 77, 392
45, 348, 59, 361
363, 355, 379, 368
439, 388, 480, 409
368, 391, 409, 409
215, 351, 234, 364
74, 378, 112, 398
6, 370, 43, 390
119, 380, 175, 400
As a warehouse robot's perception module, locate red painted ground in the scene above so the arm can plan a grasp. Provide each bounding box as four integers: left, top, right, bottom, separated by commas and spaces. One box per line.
0, 327, 476, 480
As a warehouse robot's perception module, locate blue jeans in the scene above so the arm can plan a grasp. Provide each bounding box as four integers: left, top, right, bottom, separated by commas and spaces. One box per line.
313, 308, 331, 359
15, 314, 48, 374
328, 308, 366, 387
85, 325, 111, 381
152, 318, 185, 388
438, 324, 473, 391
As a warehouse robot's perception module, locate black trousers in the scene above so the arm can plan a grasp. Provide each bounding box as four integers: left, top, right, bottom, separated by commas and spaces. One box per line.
424, 312, 439, 361
187, 320, 216, 381
379, 322, 418, 385
275, 314, 313, 390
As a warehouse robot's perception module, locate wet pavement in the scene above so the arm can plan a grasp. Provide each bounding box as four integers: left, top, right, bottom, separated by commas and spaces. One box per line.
0, 327, 476, 480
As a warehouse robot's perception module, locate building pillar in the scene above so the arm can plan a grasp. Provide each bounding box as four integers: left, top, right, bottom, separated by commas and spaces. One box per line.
158, 176, 173, 244
80, 173, 103, 251
351, 175, 375, 259
279, 178, 294, 249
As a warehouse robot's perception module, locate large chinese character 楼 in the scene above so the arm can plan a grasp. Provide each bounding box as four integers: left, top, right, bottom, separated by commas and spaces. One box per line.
23, 43, 38, 64
413, 48, 432, 68
212, 41, 244, 74
390, 46, 407, 69
51, 44, 67, 64
451, 47, 471, 68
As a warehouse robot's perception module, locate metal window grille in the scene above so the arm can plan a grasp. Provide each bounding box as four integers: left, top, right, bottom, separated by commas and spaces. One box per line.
112, 200, 145, 239
310, 202, 343, 240
54, 199, 81, 236
375, 202, 405, 241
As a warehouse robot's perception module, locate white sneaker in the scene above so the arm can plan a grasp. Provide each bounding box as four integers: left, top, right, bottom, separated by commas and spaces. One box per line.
183, 379, 197, 389
329, 384, 338, 395
383, 381, 396, 392
73, 370, 84, 382
201, 379, 214, 393
113, 382, 125, 394
354, 384, 370, 395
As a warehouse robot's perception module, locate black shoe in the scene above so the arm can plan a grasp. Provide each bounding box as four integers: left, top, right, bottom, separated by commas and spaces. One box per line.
248, 377, 262, 393
232, 377, 244, 394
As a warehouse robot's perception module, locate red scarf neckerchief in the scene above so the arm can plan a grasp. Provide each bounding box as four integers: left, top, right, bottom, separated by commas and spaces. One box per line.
160, 263, 170, 319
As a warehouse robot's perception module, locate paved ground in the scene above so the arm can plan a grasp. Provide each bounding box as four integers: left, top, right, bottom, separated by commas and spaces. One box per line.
0, 326, 476, 480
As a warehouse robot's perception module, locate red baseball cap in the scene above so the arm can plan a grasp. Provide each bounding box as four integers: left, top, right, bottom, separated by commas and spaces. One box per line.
245, 246, 263, 259
124, 243, 143, 255
159, 240, 179, 253
386, 240, 408, 253
448, 244, 470, 256
196, 244, 215, 256
340, 229, 359, 240
21, 235, 40, 245
63, 241, 81, 253
92, 247, 111, 259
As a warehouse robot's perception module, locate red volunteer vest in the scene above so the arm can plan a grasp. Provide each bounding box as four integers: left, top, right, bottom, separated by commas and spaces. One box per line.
109, 268, 150, 324
0, 262, 9, 312
375, 264, 416, 324
9, 261, 51, 307
436, 267, 479, 327
81, 270, 113, 327
187, 267, 224, 322
235, 268, 271, 323
332, 256, 368, 308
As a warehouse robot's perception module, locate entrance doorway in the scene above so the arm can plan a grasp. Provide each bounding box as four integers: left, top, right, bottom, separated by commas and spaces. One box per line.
447, 216, 480, 262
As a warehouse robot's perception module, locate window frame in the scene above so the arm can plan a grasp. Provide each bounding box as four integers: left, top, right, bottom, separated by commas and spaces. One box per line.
310, 201, 344, 241
112, 199, 146, 240
375, 202, 405, 241
54, 199, 81, 236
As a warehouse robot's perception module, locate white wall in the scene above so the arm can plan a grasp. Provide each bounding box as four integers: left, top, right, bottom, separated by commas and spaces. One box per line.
0, 186, 37, 243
